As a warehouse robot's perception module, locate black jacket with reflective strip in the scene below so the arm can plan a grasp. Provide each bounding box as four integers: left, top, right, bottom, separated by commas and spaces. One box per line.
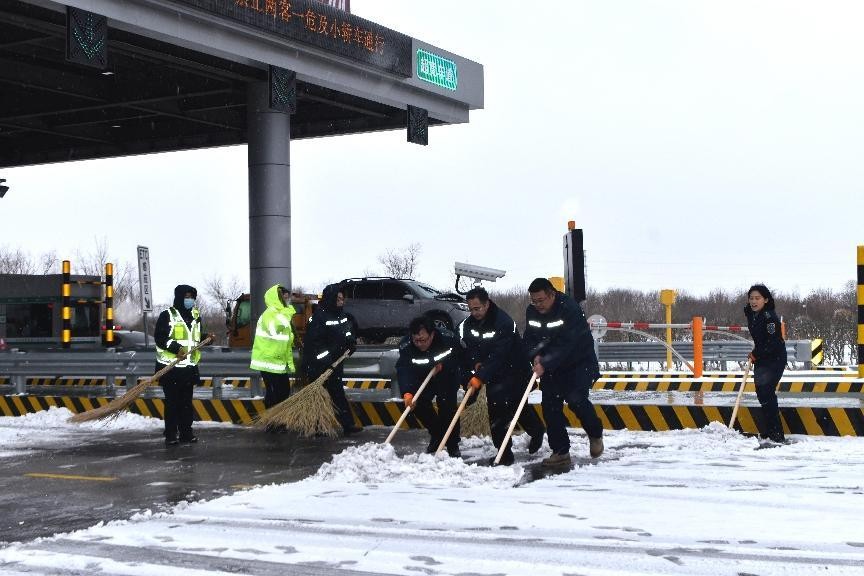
302, 284, 356, 376
744, 306, 787, 365
523, 291, 597, 376
395, 327, 461, 396
459, 301, 530, 401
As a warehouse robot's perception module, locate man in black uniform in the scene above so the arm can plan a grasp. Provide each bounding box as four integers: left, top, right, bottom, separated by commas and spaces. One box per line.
459, 287, 546, 465
523, 278, 604, 467
302, 283, 362, 436
396, 315, 463, 457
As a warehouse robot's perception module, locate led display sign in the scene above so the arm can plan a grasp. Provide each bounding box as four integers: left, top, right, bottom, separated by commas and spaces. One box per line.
171, 0, 411, 76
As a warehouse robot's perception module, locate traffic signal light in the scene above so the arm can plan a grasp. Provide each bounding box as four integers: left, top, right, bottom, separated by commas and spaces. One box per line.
0, 179, 8, 199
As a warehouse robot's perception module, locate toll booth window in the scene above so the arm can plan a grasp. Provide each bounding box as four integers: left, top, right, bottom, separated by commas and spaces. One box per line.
352, 282, 382, 299
4, 304, 52, 337
236, 300, 251, 328
382, 281, 409, 300
72, 303, 100, 337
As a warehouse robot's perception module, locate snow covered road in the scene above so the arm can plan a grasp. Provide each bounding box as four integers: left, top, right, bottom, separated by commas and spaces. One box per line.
1, 410, 863, 575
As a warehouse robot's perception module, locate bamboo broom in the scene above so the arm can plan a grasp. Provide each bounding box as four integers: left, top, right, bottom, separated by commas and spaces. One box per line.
253, 350, 350, 437
68, 337, 213, 424
459, 385, 490, 438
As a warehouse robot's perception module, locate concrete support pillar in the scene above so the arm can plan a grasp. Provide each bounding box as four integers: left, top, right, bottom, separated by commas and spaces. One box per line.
247, 82, 292, 324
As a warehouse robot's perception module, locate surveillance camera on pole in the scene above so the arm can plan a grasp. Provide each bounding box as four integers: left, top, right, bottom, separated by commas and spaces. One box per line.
0, 179, 8, 199
454, 262, 506, 294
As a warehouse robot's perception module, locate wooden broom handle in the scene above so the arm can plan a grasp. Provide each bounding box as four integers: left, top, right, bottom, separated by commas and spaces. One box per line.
728, 361, 752, 429
435, 386, 475, 455
384, 365, 437, 445
494, 372, 539, 464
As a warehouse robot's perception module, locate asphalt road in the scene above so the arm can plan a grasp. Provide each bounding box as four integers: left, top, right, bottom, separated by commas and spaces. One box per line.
0, 425, 426, 544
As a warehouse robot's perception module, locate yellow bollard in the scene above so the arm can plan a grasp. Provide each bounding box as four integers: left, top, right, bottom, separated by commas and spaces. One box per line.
660, 290, 677, 371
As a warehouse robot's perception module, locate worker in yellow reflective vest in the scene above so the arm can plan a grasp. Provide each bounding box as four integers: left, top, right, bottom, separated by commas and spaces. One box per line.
250, 285, 296, 417
154, 285, 215, 447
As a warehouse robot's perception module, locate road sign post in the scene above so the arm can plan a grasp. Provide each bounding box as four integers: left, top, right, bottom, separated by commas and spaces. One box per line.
137, 246, 153, 348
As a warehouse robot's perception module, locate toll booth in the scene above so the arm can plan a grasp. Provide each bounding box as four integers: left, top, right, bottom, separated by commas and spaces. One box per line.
0, 274, 103, 348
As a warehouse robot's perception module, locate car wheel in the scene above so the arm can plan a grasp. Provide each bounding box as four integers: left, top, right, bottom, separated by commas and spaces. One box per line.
430, 314, 453, 332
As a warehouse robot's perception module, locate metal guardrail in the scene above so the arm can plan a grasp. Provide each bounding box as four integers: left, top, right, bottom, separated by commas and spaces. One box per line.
0, 340, 813, 397
596, 340, 811, 364
0, 348, 400, 397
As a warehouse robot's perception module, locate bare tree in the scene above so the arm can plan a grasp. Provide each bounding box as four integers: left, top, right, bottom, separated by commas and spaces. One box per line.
74, 237, 138, 305
203, 274, 247, 313
0, 246, 57, 274
378, 243, 421, 278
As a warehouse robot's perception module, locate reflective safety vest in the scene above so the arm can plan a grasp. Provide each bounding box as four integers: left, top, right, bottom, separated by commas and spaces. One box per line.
156, 307, 202, 367
250, 302, 296, 374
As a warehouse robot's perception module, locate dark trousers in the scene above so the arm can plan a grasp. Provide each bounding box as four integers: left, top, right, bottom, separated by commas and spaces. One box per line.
412, 388, 459, 451
159, 364, 196, 441
261, 371, 292, 409
488, 400, 546, 458
541, 365, 603, 455
323, 373, 356, 431
754, 362, 785, 439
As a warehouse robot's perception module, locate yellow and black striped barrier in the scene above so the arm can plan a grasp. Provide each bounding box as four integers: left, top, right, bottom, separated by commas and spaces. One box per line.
812, 365, 856, 372
598, 370, 857, 379
343, 379, 390, 390
594, 379, 864, 394
2, 395, 863, 437
0, 376, 390, 390
858, 245, 863, 378
0, 395, 265, 424
810, 338, 824, 366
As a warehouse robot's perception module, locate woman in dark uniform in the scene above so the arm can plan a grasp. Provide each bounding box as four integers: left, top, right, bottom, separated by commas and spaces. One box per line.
744, 284, 787, 443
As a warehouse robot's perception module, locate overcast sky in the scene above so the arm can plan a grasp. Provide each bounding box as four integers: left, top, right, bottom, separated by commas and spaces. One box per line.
2, 0, 862, 310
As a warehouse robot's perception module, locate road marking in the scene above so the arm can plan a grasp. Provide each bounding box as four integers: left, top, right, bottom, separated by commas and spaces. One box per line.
25, 473, 117, 482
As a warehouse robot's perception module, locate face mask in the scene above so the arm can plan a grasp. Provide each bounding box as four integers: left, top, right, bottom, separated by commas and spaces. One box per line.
183, 298, 196, 310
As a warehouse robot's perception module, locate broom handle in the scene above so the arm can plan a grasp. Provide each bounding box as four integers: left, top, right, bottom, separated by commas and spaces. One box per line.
494, 372, 539, 464
384, 366, 437, 444
435, 386, 475, 455
728, 361, 752, 429
311, 350, 351, 387
151, 336, 213, 382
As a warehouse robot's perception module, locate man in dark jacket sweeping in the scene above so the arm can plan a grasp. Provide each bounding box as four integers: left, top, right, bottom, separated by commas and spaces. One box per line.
302, 283, 362, 436
154, 284, 215, 446
523, 278, 604, 467
459, 287, 546, 465
396, 315, 463, 457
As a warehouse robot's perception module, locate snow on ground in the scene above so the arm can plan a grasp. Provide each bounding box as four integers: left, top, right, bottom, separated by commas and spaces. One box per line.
0, 407, 231, 458
1, 414, 863, 575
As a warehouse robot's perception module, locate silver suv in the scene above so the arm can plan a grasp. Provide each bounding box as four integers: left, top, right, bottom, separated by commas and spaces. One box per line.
340, 277, 469, 343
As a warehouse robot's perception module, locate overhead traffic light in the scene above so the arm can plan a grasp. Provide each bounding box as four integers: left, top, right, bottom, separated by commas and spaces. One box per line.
0, 179, 8, 199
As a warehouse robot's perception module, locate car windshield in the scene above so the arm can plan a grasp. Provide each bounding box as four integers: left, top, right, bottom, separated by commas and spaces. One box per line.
407, 281, 441, 297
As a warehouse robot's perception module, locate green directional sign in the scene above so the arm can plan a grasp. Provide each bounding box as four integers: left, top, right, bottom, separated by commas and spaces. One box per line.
416, 49, 458, 91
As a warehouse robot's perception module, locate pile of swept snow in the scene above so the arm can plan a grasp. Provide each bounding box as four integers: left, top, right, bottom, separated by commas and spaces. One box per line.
5, 405, 164, 430
315, 442, 521, 488
0, 407, 164, 456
